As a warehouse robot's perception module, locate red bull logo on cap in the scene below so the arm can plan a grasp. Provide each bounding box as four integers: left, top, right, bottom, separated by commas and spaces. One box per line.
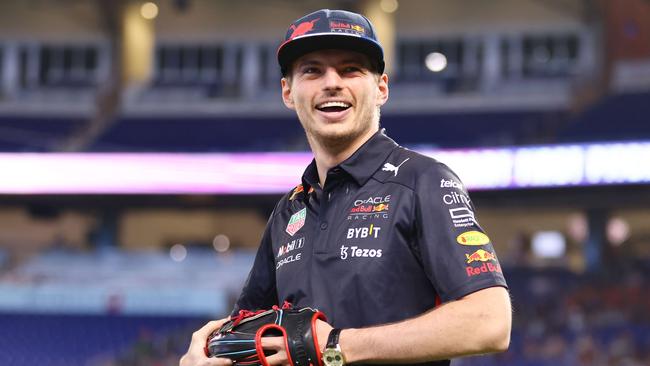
289, 18, 319, 39
465, 249, 497, 264
329, 20, 366, 35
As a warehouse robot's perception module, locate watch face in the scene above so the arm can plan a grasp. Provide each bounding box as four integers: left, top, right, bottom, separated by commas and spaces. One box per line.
322, 348, 345, 366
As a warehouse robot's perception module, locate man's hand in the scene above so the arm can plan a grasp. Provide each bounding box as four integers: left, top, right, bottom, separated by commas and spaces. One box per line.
179, 318, 233, 366
257, 319, 333, 366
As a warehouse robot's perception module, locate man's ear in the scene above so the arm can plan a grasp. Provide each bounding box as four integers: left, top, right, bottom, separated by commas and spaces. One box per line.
376, 73, 389, 107
281, 78, 295, 110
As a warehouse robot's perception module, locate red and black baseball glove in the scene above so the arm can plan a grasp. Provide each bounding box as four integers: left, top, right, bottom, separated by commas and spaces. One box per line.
206, 302, 327, 366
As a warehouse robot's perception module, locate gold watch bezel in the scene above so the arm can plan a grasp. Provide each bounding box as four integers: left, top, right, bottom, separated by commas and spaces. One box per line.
322, 346, 345, 366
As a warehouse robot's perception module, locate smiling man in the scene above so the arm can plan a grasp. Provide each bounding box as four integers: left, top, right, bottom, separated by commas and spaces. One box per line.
181, 9, 511, 366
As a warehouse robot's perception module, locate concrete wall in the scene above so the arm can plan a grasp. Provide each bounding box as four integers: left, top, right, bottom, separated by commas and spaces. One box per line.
0, 0, 104, 41
0, 0, 586, 42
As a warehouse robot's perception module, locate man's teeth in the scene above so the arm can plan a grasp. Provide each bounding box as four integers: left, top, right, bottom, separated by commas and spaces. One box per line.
317, 101, 351, 109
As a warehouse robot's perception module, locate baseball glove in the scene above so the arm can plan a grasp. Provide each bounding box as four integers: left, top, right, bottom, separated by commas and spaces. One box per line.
206, 302, 327, 366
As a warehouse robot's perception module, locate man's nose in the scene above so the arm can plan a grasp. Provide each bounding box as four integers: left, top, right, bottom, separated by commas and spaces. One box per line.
321, 67, 343, 91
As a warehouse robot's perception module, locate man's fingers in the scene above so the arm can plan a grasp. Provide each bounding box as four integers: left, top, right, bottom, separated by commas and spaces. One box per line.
188, 319, 230, 353
196, 319, 230, 339
260, 337, 290, 365
260, 336, 286, 351
180, 354, 233, 366
263, 352, 290, 366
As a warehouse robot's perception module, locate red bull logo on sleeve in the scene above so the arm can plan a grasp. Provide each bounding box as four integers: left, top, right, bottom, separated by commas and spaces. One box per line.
466, 262, 502, 277
465, 249, 497, 264
456, 231, 490, 246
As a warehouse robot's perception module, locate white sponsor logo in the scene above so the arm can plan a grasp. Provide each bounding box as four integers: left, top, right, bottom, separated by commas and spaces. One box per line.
277, 237, 305, 258
346, 224, 381, 239
443, 191, 471, 205
449, 207, 478, 228
354, 195, 390, 206
340, 245, 383, 260
449, 207, 475, 219
347, 213, 389, 221
382, 158, 410, 177
440, 179, 463, 189
276, 253, 301, 269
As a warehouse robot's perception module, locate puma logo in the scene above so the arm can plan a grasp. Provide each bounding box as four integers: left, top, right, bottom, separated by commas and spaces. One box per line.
382, 158, 410, 177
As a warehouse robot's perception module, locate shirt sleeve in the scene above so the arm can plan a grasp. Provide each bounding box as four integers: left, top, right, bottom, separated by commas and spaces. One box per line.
414, 161, 507, 303
231, 212, 279, 315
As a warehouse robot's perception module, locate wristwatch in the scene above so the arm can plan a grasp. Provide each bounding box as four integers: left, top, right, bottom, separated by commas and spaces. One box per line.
322, 328, 346, 366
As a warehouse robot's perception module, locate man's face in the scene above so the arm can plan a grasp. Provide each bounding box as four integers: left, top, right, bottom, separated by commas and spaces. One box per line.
281, 49, 388, 150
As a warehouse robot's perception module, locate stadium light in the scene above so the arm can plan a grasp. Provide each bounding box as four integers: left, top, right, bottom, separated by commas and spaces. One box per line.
425, 52, 447, 72
213, 234, 231, 253
170, 244, 187, 262
140, 2, 159, 20
380, 0, 399, 13
607, 217, 630, 247
532, 231, 566, 258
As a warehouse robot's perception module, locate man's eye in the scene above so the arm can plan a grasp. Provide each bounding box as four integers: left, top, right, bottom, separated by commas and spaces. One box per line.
344, 66, 362, 73
302, 67, 319, 74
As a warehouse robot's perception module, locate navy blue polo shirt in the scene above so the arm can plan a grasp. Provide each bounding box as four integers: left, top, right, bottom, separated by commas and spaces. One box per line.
233, 131, 507, 365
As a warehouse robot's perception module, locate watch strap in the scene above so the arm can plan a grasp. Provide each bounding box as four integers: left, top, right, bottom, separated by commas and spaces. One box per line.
326, 328, 342, 349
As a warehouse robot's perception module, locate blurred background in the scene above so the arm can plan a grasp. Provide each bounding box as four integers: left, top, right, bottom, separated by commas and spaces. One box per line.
0, 0, 649, 365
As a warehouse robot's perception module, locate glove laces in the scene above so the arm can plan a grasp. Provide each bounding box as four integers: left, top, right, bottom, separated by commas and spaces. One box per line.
231, 301, 293, 327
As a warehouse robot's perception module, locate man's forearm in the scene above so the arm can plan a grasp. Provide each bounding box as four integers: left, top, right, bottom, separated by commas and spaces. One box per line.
339, 286, 512, 364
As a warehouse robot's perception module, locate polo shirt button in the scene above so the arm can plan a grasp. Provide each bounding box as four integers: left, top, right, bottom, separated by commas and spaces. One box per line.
320, 222, 328, 230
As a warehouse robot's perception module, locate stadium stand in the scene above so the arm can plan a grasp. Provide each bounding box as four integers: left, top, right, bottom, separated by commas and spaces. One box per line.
0, 116, 86, 151
560, 91, 650, 143
15, 261, 641, 366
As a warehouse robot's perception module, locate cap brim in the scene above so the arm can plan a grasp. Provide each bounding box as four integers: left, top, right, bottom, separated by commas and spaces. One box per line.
277, 33, 385, 75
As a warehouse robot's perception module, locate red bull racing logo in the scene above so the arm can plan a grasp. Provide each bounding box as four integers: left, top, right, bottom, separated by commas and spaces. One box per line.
348, 195, 391, 220
465, 249, 501, 277
329, 20, 366, 35
349, 203, 389, 214
465, 249, 496, 264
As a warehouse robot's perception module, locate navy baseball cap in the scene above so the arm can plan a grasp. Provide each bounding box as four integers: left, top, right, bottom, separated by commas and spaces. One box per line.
277, 9, 385, 76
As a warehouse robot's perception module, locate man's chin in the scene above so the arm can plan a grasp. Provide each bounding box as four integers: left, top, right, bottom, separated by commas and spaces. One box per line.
313, 128, 361, 150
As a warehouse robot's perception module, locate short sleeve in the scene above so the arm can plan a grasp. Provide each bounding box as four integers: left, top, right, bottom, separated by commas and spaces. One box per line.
414, 162, 507, 303
231, 213, 279, 315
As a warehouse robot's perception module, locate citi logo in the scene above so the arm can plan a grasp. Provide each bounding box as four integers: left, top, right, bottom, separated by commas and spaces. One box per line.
340, 245, 383, 260
443, 191, 471, 205
346, 224, 381, 239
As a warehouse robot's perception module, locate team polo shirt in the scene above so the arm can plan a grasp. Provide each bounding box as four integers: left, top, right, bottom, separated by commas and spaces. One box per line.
233, 131, 507, 365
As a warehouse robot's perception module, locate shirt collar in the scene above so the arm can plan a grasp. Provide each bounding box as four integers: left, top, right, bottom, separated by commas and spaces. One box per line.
302, 129, 399, 190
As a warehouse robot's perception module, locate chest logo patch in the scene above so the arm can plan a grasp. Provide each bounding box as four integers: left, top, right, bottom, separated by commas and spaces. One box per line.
286, 208, 307, 236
